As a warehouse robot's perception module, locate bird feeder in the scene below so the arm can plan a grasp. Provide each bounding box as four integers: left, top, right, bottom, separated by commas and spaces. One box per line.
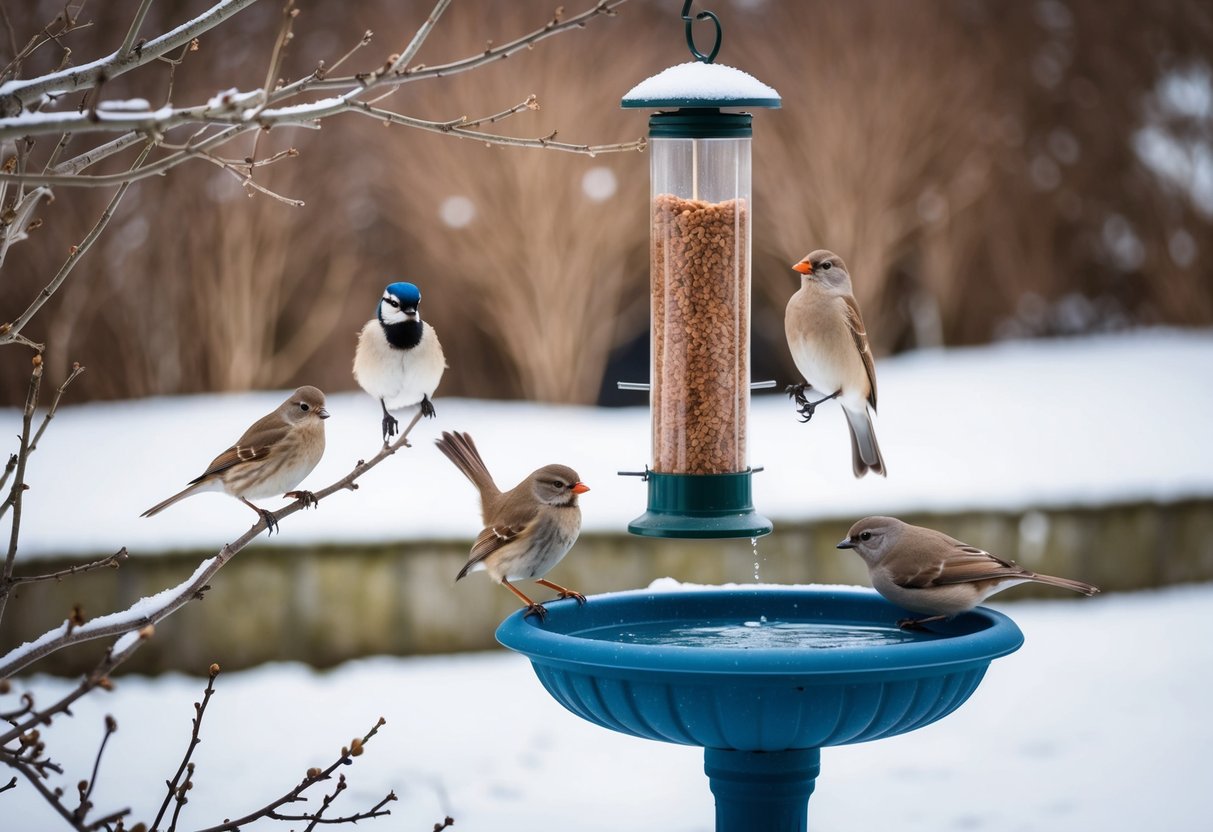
622, 4, 778, 539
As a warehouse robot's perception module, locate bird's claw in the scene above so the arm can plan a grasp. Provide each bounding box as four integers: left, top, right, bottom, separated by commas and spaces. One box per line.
258, 509, 279, 535
787, 386, 840, 423
285, 490, 319, 509
380, 412, 399, 443
897, 617, 929, 631
420, 395, 437, 419
523, 603, 549, 622
555, 590, 587, 605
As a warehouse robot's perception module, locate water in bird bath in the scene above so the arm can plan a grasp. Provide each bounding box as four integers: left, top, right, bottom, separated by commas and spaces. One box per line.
577, 618, 942, 650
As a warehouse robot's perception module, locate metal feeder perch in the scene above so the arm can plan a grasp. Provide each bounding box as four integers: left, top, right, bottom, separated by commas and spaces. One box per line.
620, 3, 778, 539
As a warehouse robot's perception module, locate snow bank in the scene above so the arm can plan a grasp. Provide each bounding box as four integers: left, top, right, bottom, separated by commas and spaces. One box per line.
8, 328, 1212, 557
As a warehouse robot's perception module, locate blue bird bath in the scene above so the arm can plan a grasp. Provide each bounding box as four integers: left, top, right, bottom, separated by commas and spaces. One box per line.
496, 586, 1023, 831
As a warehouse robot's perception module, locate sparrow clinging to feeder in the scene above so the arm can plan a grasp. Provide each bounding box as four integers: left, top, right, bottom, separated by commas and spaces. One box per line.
785, 250, 886, 477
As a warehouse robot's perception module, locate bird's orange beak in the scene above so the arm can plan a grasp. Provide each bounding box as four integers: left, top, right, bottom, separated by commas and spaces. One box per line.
792, 261, 812, 274
572, 482, 590, 494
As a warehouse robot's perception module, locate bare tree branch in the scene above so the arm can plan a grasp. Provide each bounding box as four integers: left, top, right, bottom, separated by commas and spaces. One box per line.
0, 410, 425, 680
1, 629, 148, 747
0, 184, 52, 271
0, 354, 41, 626
150, 663, 219, 832
0, 0, 260, 114
387, 0, 451, 75
7, 548, 126, 586
0, 142, 152, 348
0, 0, 643, 161
190, 717, 394, 832
116, 0, 157, 63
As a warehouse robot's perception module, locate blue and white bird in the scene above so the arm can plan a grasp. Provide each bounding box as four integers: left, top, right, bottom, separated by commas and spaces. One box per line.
353, 281, 447, 441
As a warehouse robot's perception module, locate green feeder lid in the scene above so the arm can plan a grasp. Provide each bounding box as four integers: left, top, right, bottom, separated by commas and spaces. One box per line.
621, 61, 781, 111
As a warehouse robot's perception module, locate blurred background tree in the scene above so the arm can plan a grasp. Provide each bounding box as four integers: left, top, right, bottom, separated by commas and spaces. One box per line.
2, 0, 1210, 406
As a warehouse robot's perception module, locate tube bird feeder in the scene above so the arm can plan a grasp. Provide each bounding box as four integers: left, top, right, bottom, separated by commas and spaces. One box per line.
622, 5, 778, 538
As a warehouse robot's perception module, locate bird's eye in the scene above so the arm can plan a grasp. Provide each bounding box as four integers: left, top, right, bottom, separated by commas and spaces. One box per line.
300, 403, 310, 411
385, 298, 399, 308
860, 531, 872, 541
821, 262, 833, 271
553, 480, 566, 489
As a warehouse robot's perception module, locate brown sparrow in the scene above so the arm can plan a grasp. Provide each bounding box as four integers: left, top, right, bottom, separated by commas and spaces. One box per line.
838, 516, 1099, 628
141, 386, 329, 533
786, 250, 886, 477
435, 430, 588, 620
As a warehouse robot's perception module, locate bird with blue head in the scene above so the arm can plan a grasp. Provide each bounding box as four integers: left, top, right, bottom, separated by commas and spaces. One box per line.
353, 281, 447, 442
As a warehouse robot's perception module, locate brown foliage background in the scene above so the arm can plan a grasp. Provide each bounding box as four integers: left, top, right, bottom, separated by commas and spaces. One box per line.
2, 0, 1211, 405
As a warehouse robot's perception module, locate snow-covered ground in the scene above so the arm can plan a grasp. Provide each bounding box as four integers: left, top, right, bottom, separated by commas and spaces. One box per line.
12, 328, 1213, 558
4, 581, 1211, 831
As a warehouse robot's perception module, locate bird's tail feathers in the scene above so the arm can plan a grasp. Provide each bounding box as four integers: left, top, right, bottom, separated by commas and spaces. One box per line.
435, 431, 499, 498
141, 482, 206, 518
844, 407, 886, 478
1028, 573, 1100, 596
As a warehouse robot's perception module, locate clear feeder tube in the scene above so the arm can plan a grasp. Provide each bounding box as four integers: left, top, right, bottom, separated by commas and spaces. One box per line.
650, 134, 752, 475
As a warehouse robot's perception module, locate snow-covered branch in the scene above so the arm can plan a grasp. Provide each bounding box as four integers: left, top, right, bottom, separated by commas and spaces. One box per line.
0, 410, 425, 680
0, 0, 642, 153
0, 0, 260, 116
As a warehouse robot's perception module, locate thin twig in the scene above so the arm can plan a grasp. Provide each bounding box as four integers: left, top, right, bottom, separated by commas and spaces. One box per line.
388, 0, 451, 75
8, 548, 127, 586
0, 356, 41, 627
192, 718, 394, 832
41, 131, 72, 171
199, 150, 304, 206
75, 715, 118, 823
49, 132, 143, 176
0, 625, 151, 746
150, 664, 220, 832
27, 361, 85, 453
0, 361, 86, 520
0, 143, 153, 348
0, 753, 87, 829
117, 0, 157, 62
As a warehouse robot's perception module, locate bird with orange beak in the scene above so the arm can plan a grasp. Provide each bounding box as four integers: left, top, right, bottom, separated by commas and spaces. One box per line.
785, 249, 886, 477
435, 431, 590, 620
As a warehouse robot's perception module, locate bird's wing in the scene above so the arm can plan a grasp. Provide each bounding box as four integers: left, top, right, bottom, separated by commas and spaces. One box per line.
929, 545, 1027, 586
842, 295, 878, 410
190, 417, 290, 482
469, 522, 526, 560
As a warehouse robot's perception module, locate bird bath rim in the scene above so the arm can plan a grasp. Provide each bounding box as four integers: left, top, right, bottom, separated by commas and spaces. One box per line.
496, 585, 1024, 683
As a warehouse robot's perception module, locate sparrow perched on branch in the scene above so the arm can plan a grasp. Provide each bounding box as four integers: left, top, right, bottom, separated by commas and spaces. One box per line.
837, 516, 1100, 629
141, 386, 330, 533
353, 281, 447, 442
785, 250, 886, 478
435, 430, 589, 620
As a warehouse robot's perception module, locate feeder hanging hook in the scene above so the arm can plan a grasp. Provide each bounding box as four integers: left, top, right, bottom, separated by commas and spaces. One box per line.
682, 0, 722, 64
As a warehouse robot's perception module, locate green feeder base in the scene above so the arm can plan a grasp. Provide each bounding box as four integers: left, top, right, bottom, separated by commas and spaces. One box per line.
628, 470, 773, 539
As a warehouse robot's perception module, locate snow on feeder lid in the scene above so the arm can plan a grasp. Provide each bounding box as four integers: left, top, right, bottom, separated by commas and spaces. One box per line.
619, 3, 777, 539
621, 61, 781, 112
